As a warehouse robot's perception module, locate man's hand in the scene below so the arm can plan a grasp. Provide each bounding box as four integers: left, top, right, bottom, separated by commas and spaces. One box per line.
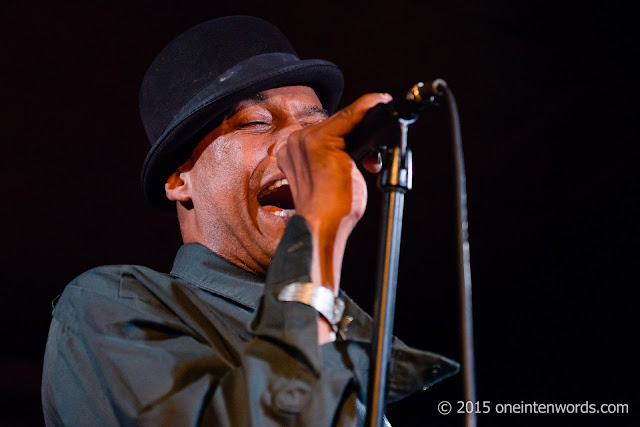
276, 93, 392, 296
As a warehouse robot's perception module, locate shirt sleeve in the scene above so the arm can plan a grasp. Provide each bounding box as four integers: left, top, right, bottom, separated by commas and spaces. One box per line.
42, 216, 457, 426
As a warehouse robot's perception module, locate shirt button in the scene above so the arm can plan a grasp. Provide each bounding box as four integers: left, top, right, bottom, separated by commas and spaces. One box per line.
272, 379, 312, 414
430, 364, 441, 378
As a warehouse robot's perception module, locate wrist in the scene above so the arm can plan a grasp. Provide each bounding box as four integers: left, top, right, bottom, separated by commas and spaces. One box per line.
302, 216, 351, 292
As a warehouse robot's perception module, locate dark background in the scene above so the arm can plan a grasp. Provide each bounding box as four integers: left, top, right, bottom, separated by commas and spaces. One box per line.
2, 1, 637, 426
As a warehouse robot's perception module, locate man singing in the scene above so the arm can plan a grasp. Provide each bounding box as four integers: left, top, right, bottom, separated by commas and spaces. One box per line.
42, 16, 458, 425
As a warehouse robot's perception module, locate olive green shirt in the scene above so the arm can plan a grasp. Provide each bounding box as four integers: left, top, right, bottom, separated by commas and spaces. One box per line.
42, 216, 458, 425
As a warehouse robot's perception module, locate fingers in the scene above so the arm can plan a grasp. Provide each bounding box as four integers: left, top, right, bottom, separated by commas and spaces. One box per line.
276, 92, 391, 205
319, 92, 392, 138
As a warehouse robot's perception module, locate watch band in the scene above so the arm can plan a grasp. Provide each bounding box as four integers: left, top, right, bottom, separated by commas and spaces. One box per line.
277, 282, 345, 327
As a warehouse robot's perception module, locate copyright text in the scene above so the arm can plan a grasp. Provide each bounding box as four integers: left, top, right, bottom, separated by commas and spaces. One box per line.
437, 401, 629, 415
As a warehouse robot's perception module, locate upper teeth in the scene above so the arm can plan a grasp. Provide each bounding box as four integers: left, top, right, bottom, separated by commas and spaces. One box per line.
273, 209, 295, 217
267, 178, 289, 192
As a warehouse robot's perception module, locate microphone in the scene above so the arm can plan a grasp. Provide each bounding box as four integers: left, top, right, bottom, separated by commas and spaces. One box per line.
345, 80, 445, 162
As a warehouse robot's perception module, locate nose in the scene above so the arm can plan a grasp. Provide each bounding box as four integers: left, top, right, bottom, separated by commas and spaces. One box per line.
268, 119, 303, 157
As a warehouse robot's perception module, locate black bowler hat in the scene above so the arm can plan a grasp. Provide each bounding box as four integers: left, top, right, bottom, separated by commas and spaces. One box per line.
140, 16, 344, 208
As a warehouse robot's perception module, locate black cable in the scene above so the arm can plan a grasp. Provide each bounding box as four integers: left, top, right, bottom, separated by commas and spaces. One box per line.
350, 80, 477, 426
434, 79, 477, 427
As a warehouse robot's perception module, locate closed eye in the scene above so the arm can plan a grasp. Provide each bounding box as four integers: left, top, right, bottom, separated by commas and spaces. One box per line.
239, 121, 270, 128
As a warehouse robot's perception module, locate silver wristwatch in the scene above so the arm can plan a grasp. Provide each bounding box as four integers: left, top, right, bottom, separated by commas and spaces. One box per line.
277, 282, 345, 328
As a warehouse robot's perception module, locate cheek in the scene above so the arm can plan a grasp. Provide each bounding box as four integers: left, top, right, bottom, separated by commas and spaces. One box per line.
212, 135, 242, 165
193, 135, 256, 198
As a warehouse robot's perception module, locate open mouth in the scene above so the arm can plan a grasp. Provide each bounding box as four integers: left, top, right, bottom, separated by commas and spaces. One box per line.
257, 178, 296, 217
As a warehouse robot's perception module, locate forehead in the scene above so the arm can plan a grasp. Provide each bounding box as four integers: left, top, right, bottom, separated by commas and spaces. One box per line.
226, 85, 325, 117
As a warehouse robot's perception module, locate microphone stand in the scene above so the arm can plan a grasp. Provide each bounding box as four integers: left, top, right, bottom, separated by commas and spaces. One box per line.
359, 80, 476, 427
365, 118, 414, 427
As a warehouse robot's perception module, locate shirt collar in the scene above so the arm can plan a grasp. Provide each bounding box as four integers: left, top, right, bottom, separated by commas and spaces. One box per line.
170, 243, 264, 310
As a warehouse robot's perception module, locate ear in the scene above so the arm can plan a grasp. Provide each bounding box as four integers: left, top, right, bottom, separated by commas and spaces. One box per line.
165, 161, 193, 202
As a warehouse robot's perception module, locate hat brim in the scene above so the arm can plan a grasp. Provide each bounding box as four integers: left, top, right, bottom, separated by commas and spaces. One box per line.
141, 54, 343, 209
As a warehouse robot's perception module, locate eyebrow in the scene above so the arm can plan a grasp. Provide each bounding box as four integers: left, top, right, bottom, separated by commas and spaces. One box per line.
224, 93, 268, 120
223, 94, 329, 121
302, 105, 329, 118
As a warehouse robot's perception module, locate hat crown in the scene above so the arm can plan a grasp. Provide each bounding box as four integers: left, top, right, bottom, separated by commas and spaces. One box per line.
140, 16, 297, 144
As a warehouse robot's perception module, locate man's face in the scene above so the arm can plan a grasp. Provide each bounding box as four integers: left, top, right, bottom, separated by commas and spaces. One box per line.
176, 86, 328, 274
